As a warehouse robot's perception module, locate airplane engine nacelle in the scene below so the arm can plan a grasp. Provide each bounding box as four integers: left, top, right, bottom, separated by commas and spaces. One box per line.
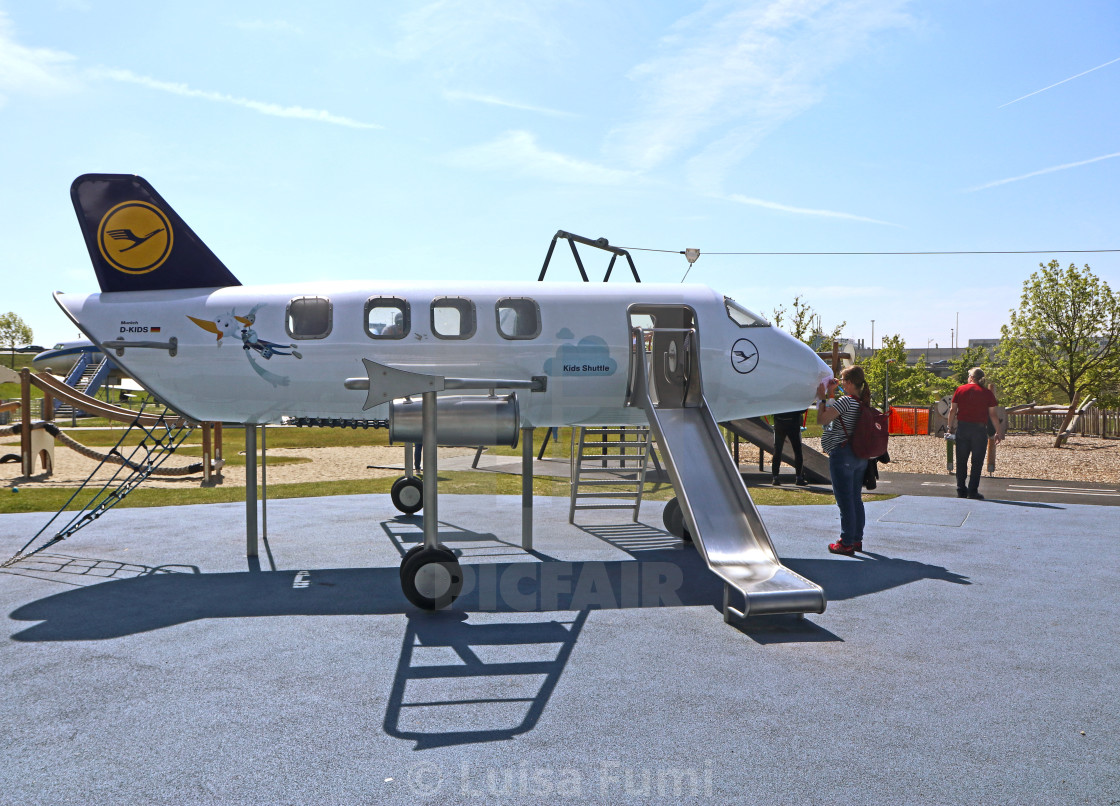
389, 394, 520, 447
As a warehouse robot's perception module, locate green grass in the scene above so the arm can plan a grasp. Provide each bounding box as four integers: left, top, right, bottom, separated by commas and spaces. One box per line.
0, 467, 891, 514
4, 412, 894, 514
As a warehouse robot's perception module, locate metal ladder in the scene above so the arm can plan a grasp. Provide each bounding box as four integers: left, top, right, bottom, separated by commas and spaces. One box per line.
568, 426, 653, 523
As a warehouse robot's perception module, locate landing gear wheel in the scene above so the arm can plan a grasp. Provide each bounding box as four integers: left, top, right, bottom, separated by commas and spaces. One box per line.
391, 476, 424, 514
399, 544, 425, 580
400, 546, 463, 610
663, 497, 692, 543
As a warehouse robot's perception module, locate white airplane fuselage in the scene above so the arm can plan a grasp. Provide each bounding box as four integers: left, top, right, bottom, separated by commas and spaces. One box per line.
56, 281, 831, 426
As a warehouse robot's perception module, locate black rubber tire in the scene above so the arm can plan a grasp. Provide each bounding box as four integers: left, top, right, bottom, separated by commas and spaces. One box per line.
391, 476, 424, 514
401, 546, 463, 610
399, 544, 426, 581
662, 497, 692, 543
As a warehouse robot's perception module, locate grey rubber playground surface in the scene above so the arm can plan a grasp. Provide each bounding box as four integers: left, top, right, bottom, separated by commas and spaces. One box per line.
1, 492, 1117, 805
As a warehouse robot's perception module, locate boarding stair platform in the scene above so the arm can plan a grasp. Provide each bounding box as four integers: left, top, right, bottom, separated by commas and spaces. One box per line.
568, 426, 653, 522
55, 352, 112, 418
721, 416, 831, 484
627, 322, 825, 621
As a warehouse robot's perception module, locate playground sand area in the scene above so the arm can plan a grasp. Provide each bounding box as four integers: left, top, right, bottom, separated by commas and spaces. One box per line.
3, 432, 1118, 488
803, 433, 1120, 483
0, 441, 475, 490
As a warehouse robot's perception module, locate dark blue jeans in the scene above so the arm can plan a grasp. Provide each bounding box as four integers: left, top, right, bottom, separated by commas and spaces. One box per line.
955, 421, 988, 495
829, 443, 868, 545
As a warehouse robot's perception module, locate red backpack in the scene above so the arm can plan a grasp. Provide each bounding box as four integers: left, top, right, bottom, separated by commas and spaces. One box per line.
839, 402, 890, 460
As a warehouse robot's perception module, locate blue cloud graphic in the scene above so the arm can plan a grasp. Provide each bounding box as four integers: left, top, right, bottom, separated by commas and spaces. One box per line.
543, 336, 617, 376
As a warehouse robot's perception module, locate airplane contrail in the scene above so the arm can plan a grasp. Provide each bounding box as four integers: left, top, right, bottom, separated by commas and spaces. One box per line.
968, 151, 1120, 192
999, 56, 1120, 108
92, 67, 383, 130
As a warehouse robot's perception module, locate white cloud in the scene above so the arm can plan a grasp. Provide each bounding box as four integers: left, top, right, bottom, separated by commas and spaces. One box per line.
392, 0, 570, 73
443, 89, 574, 118
0, 11, 78, 106
606, 0, 913, 188
967, 151, 1120, 192
90, 68, 383, 130
723, 192, 899, 226
448, 130, 637, 185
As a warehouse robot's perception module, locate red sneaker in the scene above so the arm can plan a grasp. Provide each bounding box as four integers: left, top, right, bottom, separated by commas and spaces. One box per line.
828, 541, 856, 556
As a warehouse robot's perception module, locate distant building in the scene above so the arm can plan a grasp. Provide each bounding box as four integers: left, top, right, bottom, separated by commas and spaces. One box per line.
847, 339, 1002, 378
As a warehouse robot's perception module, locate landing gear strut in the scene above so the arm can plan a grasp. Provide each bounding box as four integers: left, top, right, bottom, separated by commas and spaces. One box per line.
396, 391, 463, 610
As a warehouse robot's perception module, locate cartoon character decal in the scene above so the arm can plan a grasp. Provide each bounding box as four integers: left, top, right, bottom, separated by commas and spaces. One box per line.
188, 306, 302, 387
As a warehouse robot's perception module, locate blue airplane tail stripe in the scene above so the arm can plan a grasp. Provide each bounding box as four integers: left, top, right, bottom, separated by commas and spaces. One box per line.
71, 174, 242, 293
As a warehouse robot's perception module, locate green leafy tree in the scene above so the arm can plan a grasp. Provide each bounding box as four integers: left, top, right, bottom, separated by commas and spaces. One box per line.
771, 295, 845, 349
0, 312, 33, 369
860, 334, 936, 408
932, 344, 994, 400
997, 261, 1120, 443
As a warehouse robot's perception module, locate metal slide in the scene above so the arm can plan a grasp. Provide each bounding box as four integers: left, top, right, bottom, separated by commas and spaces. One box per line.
629, 327, 825, 620
721, 417, 831, 484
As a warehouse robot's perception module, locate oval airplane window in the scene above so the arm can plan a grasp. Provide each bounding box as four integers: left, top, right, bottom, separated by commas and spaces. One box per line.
432, 297, 476, 340
366, 297, 409, 339
286, 296, 333, 339
496, 297, 541, 340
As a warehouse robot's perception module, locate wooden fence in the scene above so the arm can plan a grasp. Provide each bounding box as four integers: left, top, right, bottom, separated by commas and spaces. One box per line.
1005, 405, 1120, 439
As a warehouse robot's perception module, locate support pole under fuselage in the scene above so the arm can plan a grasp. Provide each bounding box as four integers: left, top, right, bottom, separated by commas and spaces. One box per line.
522, 427, 534, 551
422, 391, 438, 549
245, 425, 257, 558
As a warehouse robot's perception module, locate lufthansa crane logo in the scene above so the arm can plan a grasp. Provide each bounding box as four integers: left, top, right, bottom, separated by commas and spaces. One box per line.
97, 201, 173, 274
731, 338, 758, 374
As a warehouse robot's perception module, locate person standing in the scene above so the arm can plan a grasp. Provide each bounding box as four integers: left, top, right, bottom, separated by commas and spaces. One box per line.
947, 367, 1004, 500
771, 410, 808, 486
815, 366, 871, 556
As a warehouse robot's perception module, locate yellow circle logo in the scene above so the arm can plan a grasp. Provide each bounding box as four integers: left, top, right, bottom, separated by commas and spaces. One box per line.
97, 201, 173, 274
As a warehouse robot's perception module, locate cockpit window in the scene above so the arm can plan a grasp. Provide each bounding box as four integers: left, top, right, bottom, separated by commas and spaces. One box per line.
724, 297, 769, 328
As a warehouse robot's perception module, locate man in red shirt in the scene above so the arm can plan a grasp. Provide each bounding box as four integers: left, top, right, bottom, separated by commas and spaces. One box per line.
947, 367, 1004, 499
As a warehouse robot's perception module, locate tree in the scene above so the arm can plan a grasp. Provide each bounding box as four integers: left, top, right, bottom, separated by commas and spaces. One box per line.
931, 344, 994, 401
0, 312, 33, 369
771, 295, 846, 348
997, 261, 1120, 445
859, 334, 936, 408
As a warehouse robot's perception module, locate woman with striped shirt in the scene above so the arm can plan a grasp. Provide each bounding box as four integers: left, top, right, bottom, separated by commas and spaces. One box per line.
814, 365, 872, 556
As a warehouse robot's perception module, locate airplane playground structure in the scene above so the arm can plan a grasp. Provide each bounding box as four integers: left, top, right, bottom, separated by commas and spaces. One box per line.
4, 327, 831, 626
6, 170, 847, 626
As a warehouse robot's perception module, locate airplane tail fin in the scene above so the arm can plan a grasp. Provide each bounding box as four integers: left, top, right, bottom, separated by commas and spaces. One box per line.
71, 174, 242, 293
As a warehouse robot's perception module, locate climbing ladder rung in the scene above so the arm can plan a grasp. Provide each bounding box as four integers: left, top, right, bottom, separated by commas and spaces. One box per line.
568, 425, 652, 523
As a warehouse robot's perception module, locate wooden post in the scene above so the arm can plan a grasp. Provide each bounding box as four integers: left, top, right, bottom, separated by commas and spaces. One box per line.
214, 423, 223, 464
19, 368, 31, 478
43, 393, 53, 422
202, 422, 212, 483
832, 340, 841, 375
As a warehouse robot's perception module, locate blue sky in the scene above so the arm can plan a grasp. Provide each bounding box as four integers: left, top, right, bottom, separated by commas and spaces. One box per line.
1, 0, 1117, 352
